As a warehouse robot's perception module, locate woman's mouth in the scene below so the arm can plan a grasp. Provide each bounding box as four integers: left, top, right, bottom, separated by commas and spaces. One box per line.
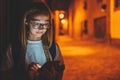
36, 31, 43, 34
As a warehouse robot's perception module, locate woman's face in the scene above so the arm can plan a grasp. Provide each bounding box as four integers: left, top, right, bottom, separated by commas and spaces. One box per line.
28, 14, 50, 40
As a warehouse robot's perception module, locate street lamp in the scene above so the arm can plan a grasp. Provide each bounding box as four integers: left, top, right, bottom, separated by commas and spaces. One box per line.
59, 13, 65, 19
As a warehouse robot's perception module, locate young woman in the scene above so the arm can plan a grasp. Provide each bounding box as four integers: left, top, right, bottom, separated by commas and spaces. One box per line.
0, 2, 65, 80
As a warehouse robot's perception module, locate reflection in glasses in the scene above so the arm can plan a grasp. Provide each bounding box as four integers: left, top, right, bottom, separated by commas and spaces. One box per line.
30, 21, 50, 29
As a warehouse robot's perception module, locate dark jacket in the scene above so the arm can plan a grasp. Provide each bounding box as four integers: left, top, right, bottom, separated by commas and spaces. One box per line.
0, 43, 65, 80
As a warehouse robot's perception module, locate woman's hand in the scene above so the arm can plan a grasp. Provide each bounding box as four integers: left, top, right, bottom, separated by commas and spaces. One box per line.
28, 62, 42, 80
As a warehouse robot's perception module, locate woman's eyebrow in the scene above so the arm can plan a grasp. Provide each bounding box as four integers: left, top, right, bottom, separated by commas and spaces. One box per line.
31, 19, 50, 22
31, 19, 40, 21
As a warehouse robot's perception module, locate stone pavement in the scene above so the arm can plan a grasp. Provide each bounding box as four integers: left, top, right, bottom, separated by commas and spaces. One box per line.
57, 35, 120, 80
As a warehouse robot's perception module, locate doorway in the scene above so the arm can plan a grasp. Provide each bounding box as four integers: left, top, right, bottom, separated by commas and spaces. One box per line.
94, 16, 106, 39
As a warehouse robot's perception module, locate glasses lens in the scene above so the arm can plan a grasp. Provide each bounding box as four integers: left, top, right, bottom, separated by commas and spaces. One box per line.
30, 22, 50, 29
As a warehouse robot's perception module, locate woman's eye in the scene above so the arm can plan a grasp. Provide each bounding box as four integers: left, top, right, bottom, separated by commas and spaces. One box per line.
33, 23, 39, 27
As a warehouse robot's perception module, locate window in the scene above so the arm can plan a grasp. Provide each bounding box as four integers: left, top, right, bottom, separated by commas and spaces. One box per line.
84, 1, 87, 10
114, 0, 120, 11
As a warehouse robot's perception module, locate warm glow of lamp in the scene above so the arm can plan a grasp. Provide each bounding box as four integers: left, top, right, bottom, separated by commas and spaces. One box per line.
59, 13, 64, 19
61, 19, 66, 24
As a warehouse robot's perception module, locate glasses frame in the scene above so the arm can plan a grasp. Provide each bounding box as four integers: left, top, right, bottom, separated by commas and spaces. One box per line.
29, 21, 50, 30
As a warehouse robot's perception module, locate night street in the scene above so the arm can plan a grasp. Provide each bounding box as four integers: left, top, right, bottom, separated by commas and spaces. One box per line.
57, 35, 120, 80
1, 0, 120, 80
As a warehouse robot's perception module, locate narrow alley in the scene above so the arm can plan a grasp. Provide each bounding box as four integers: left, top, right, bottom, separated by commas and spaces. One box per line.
57, 35, 120, 80
1, 0, 120, 80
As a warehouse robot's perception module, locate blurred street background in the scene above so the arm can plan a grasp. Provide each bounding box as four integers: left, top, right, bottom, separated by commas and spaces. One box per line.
1, 0, 120, 80
57, 35, 120, 80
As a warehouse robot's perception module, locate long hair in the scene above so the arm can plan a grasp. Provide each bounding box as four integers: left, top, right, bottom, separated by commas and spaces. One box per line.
20, 2, 53, 53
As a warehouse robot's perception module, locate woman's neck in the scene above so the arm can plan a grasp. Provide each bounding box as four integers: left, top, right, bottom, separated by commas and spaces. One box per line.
28, 36, 41, 41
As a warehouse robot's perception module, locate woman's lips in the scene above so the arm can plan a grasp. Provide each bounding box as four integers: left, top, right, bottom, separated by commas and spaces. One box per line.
36, 31, 43, 34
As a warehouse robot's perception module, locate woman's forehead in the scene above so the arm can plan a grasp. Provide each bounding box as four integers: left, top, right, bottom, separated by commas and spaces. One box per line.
32, 15, 50, 23
31, 15, 50, 22
31, 20, 49, 23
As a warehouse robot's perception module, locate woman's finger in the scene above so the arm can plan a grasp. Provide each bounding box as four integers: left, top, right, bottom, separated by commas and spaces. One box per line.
30, 64, 41, 71
36, 64, 42, 68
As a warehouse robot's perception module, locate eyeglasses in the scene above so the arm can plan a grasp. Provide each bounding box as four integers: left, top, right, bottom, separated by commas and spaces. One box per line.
30, 21, 50, 29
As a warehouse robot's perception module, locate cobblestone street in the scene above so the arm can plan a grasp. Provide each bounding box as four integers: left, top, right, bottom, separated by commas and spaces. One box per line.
57, 36, 120, 80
